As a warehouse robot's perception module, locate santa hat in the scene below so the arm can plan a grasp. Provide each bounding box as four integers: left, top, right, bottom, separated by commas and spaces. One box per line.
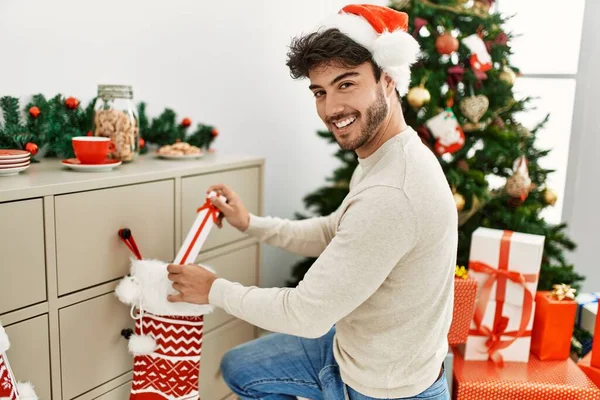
317, 4, 421, 96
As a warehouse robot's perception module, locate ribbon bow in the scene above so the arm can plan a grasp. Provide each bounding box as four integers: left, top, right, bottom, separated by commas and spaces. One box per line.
550, 283, 576, 301
197, 196, 221, 223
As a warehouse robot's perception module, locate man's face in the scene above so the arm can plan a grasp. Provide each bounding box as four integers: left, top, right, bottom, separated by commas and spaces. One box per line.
308, 61, 389, 151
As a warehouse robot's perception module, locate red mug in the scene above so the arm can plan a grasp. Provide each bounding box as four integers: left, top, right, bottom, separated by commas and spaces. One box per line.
72, 136, 116, 164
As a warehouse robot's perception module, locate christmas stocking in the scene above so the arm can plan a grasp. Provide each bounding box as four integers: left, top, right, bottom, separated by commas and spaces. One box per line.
462, 34, 492, 72
0, 323, 38, 400
116, 192, 225, 400
425, 108, 465, 155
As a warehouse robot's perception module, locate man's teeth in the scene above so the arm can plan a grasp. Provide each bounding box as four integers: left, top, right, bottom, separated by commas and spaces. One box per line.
334, 117, 356, 129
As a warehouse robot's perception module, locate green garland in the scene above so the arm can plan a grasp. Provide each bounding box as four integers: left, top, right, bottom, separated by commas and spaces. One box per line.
0, 94, 218, 159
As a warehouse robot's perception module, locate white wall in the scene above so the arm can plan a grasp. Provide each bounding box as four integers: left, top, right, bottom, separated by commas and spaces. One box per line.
563, 0, 600, 292
0, 0, 385, 288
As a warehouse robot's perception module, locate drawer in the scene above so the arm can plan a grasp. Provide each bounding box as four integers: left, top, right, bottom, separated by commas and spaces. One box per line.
182, 167, 260, 254
92, 381, 131, 400
202, 244, 259, 333
55, 180, 175, 295
4, 315, 52, 400
199, 319, 256, 400
0, 199, 46, 313
60, 292, 134, 400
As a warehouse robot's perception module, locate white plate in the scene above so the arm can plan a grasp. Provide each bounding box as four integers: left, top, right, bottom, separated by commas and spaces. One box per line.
0, 160, 30, 168
0, 149, 31, 160
0, 156, 29, 165
0, 164, 30, 176
156, 152, 204, 160
61, 158, 122, 172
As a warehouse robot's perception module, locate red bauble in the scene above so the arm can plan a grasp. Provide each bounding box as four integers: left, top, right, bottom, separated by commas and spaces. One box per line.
181, 118, 192, 127
211, 128, 219, 137
29, 106, 40, 118
87, 131, 93, 136
65, 97, 80, 109
436, 33, 459, 55
139, 138, 145, 148
25, 142, 38, 156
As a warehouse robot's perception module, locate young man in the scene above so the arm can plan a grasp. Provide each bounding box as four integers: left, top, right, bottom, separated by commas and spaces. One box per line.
167, 4, 456, 399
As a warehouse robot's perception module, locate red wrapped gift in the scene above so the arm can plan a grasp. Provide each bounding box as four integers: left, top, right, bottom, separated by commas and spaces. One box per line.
579, 353, 600, 388
531, 289, 577, 361
453, 347, 600, 399
448, 276, 478, 345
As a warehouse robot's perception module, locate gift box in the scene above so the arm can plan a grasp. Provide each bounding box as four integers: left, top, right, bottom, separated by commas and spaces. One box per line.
579, 353, 600, 388
576, 292, 599, 335
453, 347, 600, 400
531, 290, 577, 360
448, 276, 478, 345
462, 228, 544, 365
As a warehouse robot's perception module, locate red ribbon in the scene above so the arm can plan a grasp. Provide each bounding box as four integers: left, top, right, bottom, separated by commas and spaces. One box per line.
468, 230, 537, 366
177, 198, 220, 265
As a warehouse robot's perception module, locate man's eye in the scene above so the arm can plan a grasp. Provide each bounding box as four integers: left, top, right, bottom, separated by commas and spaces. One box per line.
314, 91, 325, 98
340, 82, 353, 89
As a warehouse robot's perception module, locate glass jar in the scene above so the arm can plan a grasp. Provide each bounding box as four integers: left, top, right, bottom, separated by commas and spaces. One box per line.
93, 84, 139, 162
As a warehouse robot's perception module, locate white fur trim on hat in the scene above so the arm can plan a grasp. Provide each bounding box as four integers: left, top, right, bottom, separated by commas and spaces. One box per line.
116, 258, 215, 316
0, 323, 10, 353
16, 382, 38, 400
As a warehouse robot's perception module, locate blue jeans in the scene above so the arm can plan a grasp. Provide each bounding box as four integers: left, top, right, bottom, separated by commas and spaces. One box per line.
220, 327, 450, 400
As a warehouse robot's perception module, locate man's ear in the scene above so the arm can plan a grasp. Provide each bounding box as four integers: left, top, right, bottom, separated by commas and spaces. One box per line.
382, 72, 396, 98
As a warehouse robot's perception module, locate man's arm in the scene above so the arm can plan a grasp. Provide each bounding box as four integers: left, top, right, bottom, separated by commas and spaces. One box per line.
208, 186, 418, 338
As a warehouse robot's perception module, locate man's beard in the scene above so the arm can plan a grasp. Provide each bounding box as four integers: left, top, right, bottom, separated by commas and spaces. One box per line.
334, 86, 388, 151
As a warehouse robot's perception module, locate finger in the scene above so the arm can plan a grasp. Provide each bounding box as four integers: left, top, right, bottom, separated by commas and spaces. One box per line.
211, 196, 235, 215
207, 184, 234, 199
168, 293, 184, 303
167, 264, 183, 274
172, 282, 183, 291
167, 273, 180, 282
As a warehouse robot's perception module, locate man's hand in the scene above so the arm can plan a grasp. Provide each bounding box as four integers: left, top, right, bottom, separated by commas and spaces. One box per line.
207, 184, 250, 231
166, 263, 218, 305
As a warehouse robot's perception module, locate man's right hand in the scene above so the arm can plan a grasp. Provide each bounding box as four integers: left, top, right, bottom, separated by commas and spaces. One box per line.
206, 184, 250, 232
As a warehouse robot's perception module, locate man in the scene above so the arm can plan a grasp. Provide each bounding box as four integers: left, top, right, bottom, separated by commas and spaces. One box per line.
167, 4, 456, 399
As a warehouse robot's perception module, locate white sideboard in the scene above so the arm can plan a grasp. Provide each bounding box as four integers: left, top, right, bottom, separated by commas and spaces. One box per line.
0, 152, 265, 400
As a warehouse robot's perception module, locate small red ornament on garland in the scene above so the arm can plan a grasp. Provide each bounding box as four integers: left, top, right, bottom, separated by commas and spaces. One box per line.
29, 106, 40, 118
436, 33, 459, 55
181, 117, 192, 127
211, 128, 219, 137
25, 142, 38, 156
139, 138, 145, 148
65, 97, 80, 109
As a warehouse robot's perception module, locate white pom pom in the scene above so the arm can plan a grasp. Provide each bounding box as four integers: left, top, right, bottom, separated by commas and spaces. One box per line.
0, 324, 10, 353
115, 276, 141, 305
16, 382, 38, 400
128, 334, 157, 355
372, 30, 420, 69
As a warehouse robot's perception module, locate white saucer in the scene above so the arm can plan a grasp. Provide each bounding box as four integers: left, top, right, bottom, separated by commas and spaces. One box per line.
156, 152, 204, 160
0, 156, 30, 165
0, 149, 31, 160
61, 158, 122, 172
0, 164, 30, 176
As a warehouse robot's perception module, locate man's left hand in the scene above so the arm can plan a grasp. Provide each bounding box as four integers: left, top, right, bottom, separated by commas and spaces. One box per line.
166, 263, 218, 304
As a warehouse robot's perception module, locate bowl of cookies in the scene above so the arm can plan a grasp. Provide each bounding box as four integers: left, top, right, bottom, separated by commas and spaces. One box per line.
156, 141, 204, 160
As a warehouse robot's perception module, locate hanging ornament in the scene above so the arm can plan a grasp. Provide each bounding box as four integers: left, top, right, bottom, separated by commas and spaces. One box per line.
506, 155, 532, 201
181, 117, 192, 127
25, 142, 38, 156
211, 128, 219, 137
543, 188, 558, 206
460, 95, 489, 123
390, 0, 410, 9
412, 17, 429, 37
139, 138, 146, 149
500, 66, 517, 85
457, 159, 470, 172
462, 34, 492, 72
65, 97, 80, 109
454, 192, 466, 211
425, 108, 466, 155
447, 65, 465, 89
407, 85, 431, 108
29, 106, 40, 118
436, 33, 459, 55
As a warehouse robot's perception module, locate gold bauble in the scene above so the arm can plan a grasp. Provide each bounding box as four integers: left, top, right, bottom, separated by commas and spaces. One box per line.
407, 85, 431, 108
454, 192, 466, 212
500, 67, 517, 86
543, 188, 558, 206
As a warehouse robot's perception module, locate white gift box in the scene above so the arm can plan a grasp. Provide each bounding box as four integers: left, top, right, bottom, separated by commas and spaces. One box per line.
577, 301, 598, 335
461, 300, 536, 363
469, 228, 544, 308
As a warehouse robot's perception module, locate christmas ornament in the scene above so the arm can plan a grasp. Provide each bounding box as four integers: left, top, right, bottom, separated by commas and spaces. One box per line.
500, 66, 517, 85
390, 0, 410, 9
407, 85, 431, 108
0, 323, 38, 400
181, 117, 192, 128
493, 116, 505, 130
28, 106, 40, 118
436, 33, 459, 55
447, 65, 465, 89
139, 138, 145, 149
462, 34, 492, 72
425, 108, 466, 155
24, 142, 38, 156
550, 284, 576, 301
454, 192, 466, 211
457, 159, 470, 172
506, 155, 532, 201
65, 97, 79, 109
460, 95, 489, 123
412, 17, 429, 37
543, 188, 558, 206
211, 128, 219, 137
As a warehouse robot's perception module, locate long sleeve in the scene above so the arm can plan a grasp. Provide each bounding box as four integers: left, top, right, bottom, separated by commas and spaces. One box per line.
209, 185, 419, 338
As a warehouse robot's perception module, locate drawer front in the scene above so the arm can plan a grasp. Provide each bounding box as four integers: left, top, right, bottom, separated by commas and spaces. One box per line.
4, 315, 52, 400
92, 381, 132, 400
60, 292, 134, 400
0, 199, 46, 313
55, 180, 175, 295
202, 244, 258, 333
199, 319, 256, 400
182, 167, 260, 254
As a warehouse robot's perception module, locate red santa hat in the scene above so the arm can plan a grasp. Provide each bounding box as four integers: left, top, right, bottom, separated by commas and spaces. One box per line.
317, 4, 421, 96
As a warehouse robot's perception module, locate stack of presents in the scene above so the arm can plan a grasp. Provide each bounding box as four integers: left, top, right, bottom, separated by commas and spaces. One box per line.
445, 227, 600, 399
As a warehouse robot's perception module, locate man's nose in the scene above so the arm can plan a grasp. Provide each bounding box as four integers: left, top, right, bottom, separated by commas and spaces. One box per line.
325, 93, 345, 120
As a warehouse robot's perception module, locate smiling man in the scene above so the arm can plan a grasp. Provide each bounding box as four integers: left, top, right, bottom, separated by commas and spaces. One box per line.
166, 4, 457, 400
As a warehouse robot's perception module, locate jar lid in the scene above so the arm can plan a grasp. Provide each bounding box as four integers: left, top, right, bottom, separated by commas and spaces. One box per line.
98, 84, 133, 99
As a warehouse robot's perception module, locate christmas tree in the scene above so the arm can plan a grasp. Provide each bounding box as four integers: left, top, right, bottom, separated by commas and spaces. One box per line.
287, 0, 584, 292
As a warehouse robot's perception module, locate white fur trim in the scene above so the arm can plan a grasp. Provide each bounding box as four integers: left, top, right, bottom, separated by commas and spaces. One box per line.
317, 12, 377, 50
384, 65, 413, 96
120, 259, 215, 316
128, 334, 157, 356
16, 382, 38, 400
115, 275, 141, 305
0, 323, 9, 353
372, 30, 420, 70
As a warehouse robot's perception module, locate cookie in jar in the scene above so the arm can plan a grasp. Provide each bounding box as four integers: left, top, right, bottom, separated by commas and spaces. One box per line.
93, 85, 140, 162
